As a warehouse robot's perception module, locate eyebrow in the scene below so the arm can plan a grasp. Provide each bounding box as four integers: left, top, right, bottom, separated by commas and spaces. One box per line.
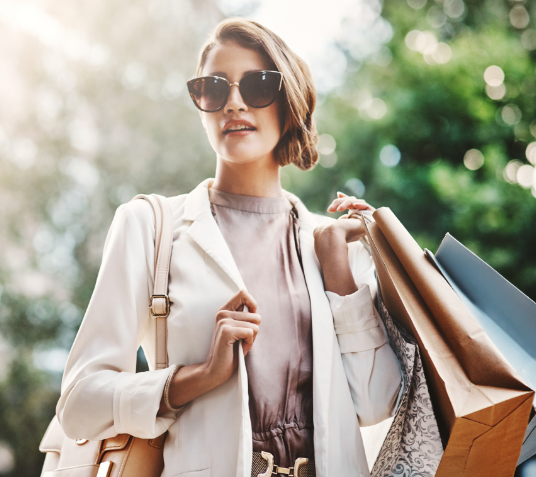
206, 69, 265, 78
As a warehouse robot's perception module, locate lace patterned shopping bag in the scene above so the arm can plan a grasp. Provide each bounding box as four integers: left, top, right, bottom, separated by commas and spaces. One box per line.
371, 290, 443, 477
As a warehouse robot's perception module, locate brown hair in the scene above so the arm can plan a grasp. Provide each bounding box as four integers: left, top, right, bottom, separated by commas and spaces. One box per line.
197, 18, 318, 171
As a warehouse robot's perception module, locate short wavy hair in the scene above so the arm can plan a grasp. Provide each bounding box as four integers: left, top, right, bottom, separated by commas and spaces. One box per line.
196, 18, 319, 171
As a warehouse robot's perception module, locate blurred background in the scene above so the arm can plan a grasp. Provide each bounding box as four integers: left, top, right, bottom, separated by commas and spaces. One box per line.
0, 0, 535, 474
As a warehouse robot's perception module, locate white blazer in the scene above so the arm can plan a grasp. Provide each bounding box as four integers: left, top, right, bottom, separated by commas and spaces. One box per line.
57, 178, 401, 477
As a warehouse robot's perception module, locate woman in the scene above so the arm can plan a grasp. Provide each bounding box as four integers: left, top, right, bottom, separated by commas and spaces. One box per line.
57, 18, 402, 477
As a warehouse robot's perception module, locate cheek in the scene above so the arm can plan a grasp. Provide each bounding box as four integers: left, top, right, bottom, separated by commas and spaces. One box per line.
202, 114, 222, 146
261, 104, 282, 143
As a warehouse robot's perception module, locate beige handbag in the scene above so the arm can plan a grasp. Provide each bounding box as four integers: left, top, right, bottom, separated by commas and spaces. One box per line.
39, 194, 174, 477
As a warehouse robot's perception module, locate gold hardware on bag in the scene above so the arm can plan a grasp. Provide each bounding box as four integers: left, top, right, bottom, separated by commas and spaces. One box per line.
150, 294, 170, 317
75, 439, 88, 445
96, 461, 113, 477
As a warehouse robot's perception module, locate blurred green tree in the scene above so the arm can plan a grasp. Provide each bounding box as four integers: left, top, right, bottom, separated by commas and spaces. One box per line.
290, 0, 536, 300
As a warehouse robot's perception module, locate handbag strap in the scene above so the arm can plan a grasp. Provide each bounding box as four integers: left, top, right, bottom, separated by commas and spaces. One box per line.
133, 194, 173, 370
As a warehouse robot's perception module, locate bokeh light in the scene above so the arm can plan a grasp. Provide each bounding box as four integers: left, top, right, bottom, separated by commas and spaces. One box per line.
526, 142, 536, 166
501, 104, 522, 126
407, 0, 427, 10
521, 30, 536, 51
406, 30, 452, 65
430, 43, 452, 64
486, 84, 506, 100
366, 98, 388, 119
380, 144, 401, 167
345, 177, 366, 198
0, 443, 14, 474
317, 133, 336, 155
444, 0, 465, 19
484, 65, 504, 87
319, 152, 338, 168
317, 133, 337, 168
427, 6, 447, 28
463, 149, 484, 171
504, 160, 523, 184
531, 121, 536, 138
354, 90, 388, 120
510, 5, 530, 30
517, 164, 534, 189
405, 30, 427, 51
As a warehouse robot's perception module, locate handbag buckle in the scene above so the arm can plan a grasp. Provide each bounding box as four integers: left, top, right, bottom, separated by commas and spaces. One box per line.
96, 461, 113, 477
150, 295, 170, 317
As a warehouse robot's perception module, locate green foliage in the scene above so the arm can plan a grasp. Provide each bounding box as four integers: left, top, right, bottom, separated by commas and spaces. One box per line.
0, 357, 59, 477
291, 0, 536, 299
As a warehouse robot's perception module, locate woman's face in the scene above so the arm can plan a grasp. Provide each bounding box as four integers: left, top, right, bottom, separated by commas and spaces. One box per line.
200, 41, 281, 165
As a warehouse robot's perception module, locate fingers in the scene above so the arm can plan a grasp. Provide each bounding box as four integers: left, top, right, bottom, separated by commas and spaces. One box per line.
327, 196, 374, 213
218, 319, 259, 353
338, 213, 361, 221
216, 309, 261, 326
219, 289, 258, 313
215, 291, 262, 357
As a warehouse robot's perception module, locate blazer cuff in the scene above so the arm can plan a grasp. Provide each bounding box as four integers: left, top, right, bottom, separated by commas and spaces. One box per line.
113, 367, 176, 438
326, 284, 387, 353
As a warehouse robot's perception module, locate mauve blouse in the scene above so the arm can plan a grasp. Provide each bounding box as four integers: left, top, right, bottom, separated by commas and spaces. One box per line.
209, 187, 314, 468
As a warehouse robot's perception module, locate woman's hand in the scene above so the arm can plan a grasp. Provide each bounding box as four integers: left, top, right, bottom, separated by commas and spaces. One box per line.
203, 289, 260, 386
159, 289, 260, 414
315, 192, 374, 246
313, 192, 374, 296
327, 191, 375, 215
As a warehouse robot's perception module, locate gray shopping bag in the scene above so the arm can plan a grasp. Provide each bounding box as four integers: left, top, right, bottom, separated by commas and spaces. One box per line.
371, 290, 443, 477
425, 233, 536, 466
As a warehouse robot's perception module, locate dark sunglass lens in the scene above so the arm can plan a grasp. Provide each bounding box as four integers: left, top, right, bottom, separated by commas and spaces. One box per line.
190, 78, 228, 111
240, 72, 280, 108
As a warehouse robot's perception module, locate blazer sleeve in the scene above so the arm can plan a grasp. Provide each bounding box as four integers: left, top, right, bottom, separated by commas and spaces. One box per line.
325, 239, 402, 427
56, 200, 176, 441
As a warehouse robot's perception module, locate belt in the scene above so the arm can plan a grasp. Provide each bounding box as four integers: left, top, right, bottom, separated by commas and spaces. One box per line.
252, 452, 315, 477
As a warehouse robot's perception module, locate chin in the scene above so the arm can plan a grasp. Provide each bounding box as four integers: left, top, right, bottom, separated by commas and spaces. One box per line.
219, 144, 274, 165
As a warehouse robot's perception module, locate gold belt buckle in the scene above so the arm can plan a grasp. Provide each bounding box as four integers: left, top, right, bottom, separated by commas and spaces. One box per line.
258, 452, 309, 477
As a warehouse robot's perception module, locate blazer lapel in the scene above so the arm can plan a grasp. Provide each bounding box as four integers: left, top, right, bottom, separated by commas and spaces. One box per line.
185, 179, 252, 476
184, 179, 246, 291
285, 191, 334, 475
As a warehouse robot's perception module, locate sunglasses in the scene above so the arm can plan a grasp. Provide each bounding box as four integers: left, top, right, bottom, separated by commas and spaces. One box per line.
186, 70, 283, 112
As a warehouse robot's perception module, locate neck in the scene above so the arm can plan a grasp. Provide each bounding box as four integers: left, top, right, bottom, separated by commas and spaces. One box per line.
211, 154, 283, 198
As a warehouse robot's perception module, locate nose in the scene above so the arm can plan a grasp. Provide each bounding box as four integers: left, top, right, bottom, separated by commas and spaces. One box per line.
225, 82, 248, 113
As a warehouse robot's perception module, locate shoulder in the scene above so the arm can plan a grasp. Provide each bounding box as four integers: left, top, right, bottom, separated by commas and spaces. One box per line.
116, 193, 189, 226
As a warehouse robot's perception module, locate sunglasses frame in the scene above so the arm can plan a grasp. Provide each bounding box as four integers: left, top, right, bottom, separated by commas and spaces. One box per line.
186, 70, 284, 113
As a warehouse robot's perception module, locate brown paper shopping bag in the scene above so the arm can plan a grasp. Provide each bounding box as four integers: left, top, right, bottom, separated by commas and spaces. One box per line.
362, 208, 534, 477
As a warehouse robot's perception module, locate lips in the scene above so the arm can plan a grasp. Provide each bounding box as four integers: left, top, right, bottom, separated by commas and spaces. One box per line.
222, 119, 257, 135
